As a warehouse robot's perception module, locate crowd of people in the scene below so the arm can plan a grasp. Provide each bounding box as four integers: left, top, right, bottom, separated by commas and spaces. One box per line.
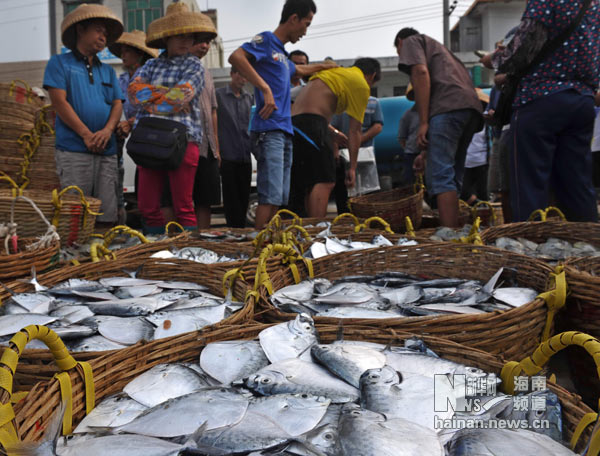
42, 0, 600, 234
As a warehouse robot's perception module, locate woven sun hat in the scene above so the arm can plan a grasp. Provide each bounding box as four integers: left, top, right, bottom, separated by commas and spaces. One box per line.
61, 3, 123, 50
109, 30, 159, 60
146, 2, 217, 49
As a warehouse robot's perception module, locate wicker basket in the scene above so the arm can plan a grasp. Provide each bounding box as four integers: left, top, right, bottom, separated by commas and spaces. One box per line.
348, 186, 424, 232
0, 80, 44, 129
0, 324, 594, 454
256, 243, 557, 360
0, 184, 101, 246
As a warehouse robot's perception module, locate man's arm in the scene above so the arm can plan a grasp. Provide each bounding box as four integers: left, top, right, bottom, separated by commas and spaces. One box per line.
91, 99, 122, 151
345, 117, 362, 188
361, 123, 382, 145
410, 64, 431, 151
229, 48, 276, 120
294, 61, 338, 78
48, 87, 99, 152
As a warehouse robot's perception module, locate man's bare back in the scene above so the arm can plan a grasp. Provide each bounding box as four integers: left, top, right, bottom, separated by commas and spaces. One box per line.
291, 78, 337, 122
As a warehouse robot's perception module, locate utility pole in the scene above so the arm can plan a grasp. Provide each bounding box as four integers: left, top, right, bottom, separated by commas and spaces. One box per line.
49, 0, 57, 56
443, 0, 450, 47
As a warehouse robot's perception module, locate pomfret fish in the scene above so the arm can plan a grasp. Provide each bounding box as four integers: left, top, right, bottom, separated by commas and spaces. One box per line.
113, 285, 160, 299
0, 314, 57, 337
311, 344, 386, 388
87, 297, 163, 317
200, 340, 269, 385
99, 277, 159, 288
338, 404, 444, 456
245, 358, 359, 403
98, 316, 155, 345
259, 314, 318, 363
123, 363, 213, 407
151, 314, 211, 340
8, 293, 53, 314
74, 393, 147, 433
492, 287, 538, 307
66, 335, 128, 353
49, 305, 94, 324
106, 387, 250, 437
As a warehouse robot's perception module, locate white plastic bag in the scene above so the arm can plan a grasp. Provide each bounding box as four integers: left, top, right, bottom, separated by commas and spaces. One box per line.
339, 146, 380, 197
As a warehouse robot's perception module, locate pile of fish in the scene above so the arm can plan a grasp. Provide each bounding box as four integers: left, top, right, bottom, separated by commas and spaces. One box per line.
270, 267, 538, 318
429, 225, 477, 242
13, 315, 574, 455
59, 234, 166, 263
150, 246, 247, 264
305, 235, 417, 260
492, 236, 600, 261
0, 272, 241, 352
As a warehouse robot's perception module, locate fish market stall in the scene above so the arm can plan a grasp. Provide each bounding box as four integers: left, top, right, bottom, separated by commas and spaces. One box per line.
0, 321, 596, 454
256, 243, 557, 360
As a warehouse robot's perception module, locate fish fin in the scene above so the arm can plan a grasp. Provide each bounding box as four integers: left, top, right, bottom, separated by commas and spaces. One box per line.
0, 282, 15, 296
290, 436, 330, 456
123, 265, 142, 278
184, 421, 229, 455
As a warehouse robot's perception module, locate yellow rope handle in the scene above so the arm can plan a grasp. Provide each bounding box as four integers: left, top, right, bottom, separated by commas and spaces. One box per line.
528, 206, 567, 222
36, 105, 55, 136
413, 173, 426, 193
0, 325, 95, 446
16, 131, 40, 191
274, 209, 302, 226
355, 216, 394, 234
471, 200, 497, 226
537, 266, 567, 341
166, 221, 184, 235
453, 217, 483, 245
8, 80, 34, 104
0, 173, 22, 198
283, 224, 312, 242
90, 243, 117, 262
222, 267, 246, 300
253, 243, 314, 295
404, 216, 416, 237
102, 225, 149, 249
332, 212, 360, 227
51, 185, 103, 229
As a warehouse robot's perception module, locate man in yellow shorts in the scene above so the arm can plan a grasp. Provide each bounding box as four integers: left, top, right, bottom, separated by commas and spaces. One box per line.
289, 58, 381, 217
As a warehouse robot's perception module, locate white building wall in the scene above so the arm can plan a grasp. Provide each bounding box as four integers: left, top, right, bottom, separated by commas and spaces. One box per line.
480, 2, 526, 51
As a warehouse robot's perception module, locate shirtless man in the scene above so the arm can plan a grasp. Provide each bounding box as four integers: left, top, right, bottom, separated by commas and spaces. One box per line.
290, 57, 381, 217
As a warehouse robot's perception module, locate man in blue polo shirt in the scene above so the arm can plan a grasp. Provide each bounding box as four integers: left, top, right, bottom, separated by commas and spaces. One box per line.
43, 4, 124, 226
229, 0, 335, 228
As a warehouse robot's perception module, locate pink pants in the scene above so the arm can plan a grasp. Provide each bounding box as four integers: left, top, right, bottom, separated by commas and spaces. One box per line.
137, 142, 199, 230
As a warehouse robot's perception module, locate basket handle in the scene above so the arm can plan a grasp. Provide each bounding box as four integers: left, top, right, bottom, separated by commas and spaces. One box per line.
332, 212, 360, 227
166, 221, 184, 236
51, 186, 103, 230
35, 105, 55, 136
471, 200, 497, 225
8, 80, 34, 104
0, 173, 22, 198
253, 243, 313, 295
500, 331, 600, 453
355, 216, 394, 234
527, 206, 567, 222
405, 216, 416, 237
0, 325, 95, 447
452, 217, 483, 245
413, 173, 426, 193
274, 209, 302, 226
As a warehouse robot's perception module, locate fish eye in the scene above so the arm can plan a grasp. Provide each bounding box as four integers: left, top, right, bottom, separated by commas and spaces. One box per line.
369, 374, 380, 379
351, 411, 361, 416
324, 433, 333, 440
535, 409, 545, 418
304, 325, 311, 331
261, 378, 271, 384
301, 393, 308, 398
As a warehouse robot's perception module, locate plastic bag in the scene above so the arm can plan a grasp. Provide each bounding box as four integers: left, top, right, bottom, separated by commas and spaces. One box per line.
339, 146, 380, 197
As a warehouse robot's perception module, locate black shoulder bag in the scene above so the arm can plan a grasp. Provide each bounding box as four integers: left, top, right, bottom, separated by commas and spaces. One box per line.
126, 116, 188, 170
491, 0, 593, 127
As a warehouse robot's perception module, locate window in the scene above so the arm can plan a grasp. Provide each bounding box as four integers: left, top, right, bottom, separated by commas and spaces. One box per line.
125, 0, 163, 32
63, 0, 102, 16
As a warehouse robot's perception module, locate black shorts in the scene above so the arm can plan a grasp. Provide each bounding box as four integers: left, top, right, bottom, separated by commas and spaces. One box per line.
193, 150, 222, 206
291, 114, 335, 196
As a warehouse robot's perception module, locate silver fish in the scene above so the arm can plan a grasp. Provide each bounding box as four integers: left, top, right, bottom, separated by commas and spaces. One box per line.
151, 313, 211, 340
379, 286, 423, 306
311, 344, 386, 388
71, 290, 118, 301
8, 293, 53, 314
338, 404, 444, 456
316, 307, 402, 319
66, 335, 128, 352
0, 314, 57, 337
245, 358, 359, 403
200, 340, 270, 385
99, 277, 159, 288
87, 297, 165, 316
154, 281, 208, 291
123, 363, 212, 407
49, 305, 94, 324
98, 316, 155, 345
74, 393, 147, 433
113, 285, 160, 299
49, 323, 96, 340
259, 314, 318, 363
447, 428, 575, 455
107, 387, 250, 437
492, 287, 538, 307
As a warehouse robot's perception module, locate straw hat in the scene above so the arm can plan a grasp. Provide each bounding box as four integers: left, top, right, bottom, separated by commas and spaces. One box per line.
476, 88, 490, 104
61, 3, 123, 50
109, 30, 159, 60
146, 2, 217, 49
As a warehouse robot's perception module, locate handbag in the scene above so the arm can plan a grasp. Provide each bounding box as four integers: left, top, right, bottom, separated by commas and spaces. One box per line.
491, 0, 593, 127
126, 117, 188, 170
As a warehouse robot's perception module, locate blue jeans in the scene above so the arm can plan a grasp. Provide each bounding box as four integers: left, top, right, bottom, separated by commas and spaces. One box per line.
251, 130, 293, 206
426, 109, 482, 196
510, 89, 597, 222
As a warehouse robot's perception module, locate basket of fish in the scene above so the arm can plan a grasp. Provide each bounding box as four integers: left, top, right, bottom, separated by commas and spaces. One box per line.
348, 186, 424, 232
0, 254, 260, 387
1, 321, 597, 455
258, 243, 558, 360
480, 221, 600, 263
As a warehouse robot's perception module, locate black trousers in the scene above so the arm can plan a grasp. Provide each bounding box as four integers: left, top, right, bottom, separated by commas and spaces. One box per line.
460, 164, 489, 202
220, 159, 252, 228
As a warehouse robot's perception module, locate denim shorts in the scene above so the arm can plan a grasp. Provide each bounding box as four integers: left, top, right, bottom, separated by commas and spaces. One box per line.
251, 130, 293, 205
426, 109, 482, 196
